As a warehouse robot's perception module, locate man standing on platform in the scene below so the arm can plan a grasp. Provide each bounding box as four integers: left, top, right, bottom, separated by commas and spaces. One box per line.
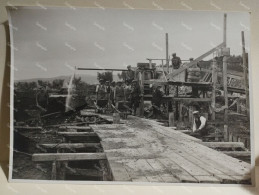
192, 111, 207, 136
125, 65, 135, 83
151, 85, 164, 119
130, 80, 142, 116
114, 81, 125, 109
171, 53, 182, 69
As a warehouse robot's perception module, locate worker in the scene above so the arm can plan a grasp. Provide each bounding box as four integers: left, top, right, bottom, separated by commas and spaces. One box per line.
109, 81, 116, 106
125, 65, 135, 83
171, 53, 182, 69
192, 111, 208, 136
151, 85, 164, 118
96, 79, 107, 101
36, 86, 49, 113
129, 80, 142, 116
124, 80, 132, 101
114, 81, 125, 109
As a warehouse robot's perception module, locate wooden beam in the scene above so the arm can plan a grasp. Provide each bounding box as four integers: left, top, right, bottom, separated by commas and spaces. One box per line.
40, 143, 101, 149
14, 126, 42, 130
211, 59, 217, 121
202, 142, 245, 150
77, 68, 127, 71
144, 80, 212, 88
223, 13, 227, 47
223, 56, 229, 123
32, 153, 107, 162
169, 112, 175, 127
223, 151, 250, 158
65, 167, 103, 177
166, 33, 169, 73
166, 42, 224, 79
57, 132, 97, 136
59, 126, 92, 130
241, 31, 250, 118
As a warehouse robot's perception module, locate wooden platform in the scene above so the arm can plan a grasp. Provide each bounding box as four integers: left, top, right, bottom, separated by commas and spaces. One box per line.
90, 115, 251, 184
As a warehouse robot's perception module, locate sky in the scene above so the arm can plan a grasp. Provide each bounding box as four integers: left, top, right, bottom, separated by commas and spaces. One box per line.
9, 7, 250, 80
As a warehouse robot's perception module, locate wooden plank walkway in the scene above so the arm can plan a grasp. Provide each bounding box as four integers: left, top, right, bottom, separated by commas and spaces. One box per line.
90, 115, 251, 184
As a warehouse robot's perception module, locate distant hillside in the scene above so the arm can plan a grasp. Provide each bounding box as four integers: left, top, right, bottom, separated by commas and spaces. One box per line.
15, 74, 120, 84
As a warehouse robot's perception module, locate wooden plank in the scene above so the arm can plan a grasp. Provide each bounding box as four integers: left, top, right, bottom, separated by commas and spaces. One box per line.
165, 152, 221, 183
131, 176, 149, 182
59, 126, 92, 130
32, 153, 106, 162
108, 161, 131, 181
158, 158, 198, 183
146, 175, 164, 182
201, 142, 245, 150
57, 132, 97, 136
14, 126, 42, 130
223, 151, 251, 158
151, 124, 250, 178
40, 143, 101, 149
101, 139, 142, 150
160, 174, 180, 183
65, 167, 103, 177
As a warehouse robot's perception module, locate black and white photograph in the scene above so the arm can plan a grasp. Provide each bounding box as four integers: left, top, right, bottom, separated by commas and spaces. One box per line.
8, 6, 253, 184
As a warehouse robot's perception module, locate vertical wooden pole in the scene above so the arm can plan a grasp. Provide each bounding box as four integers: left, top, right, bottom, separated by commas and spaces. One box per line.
223, 56, 228, 123
224, 125, 228, 142
51, 161, 57, 180
223, 13, 227, 48
211, 59, 217, 121
162, 60, 164, 74
241, 31, 250, 118
189, 106, 193, 125
166, 33, 169, 73
179, 101, 183, 122
236, 98, 241, 113
139, 71, 144, 117
169, 112, 175, 127
148, 59, 152, 69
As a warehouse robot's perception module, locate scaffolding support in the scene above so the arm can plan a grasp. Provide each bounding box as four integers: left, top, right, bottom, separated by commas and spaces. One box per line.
223, 56, 228, 123
211, 59, 217, 121
241, 31, 249, 119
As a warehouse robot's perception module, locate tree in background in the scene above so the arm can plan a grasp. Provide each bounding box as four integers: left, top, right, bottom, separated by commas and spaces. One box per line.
52, 79, 64, 89
14, 81, 37, 91
38, 80, 49, 87
97, 72, 113, 82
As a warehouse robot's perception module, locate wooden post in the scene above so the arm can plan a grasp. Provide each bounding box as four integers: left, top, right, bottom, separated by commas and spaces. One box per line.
179, 101, 183, 122
224, 125, 228, 142
241, 31, 250, 119
148, 59, 152, 69
189, 106, 193, 125
166, 33, 169, 73
162, 59, 164, 73
236, 98, 241, 113
169, 112, 175, 127
139, 71, 144, 117
223, 56, 228, 123
51, 161, 57, 180
223, 13, 227, 48
211, 59, 217, 121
